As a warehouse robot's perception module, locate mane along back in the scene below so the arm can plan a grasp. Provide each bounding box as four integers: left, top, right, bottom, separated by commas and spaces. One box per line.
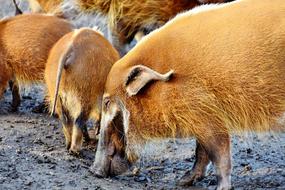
78, 0, 112, 14
78, 0, 199, 38
36, 0, 63, 13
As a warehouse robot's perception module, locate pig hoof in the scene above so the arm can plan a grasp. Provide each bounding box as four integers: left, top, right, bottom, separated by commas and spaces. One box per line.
9, 106, 18, 112
66, 143, 71, 150
89, 167, 106, 178
68, 149, 81, 157
177, 171, 204, 186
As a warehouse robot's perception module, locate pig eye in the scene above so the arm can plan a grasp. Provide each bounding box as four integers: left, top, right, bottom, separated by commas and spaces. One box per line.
103, 97, 111, 110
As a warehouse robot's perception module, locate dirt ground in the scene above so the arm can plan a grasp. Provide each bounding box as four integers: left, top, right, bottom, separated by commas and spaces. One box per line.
1, 86, 285, 190
1, 1, 285, 190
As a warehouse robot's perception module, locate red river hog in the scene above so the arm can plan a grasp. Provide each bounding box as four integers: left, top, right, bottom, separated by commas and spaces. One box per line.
0, 14, 72, 111
45, 28, 119, 154
91, 0, 285, 189
28, 0, 233, 56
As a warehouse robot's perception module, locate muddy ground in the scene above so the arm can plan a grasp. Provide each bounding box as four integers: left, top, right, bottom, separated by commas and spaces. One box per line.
1, 87, 285, 190
1, 1, 285, 190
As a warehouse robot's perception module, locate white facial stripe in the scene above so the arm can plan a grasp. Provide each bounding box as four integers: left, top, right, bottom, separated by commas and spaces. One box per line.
119, 100, 130, 135
101, 103, 117, 130
94, 103, 118, 165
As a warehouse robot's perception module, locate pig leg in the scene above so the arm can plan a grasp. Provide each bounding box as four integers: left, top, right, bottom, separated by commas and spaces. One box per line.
178, 140, 210, 186
32, 99, 49, 113
202, 133, 232, 190
58, 98, 73, 150
32, 86, 49, 113
69, 112, 89, 154
10, 79, 21, 112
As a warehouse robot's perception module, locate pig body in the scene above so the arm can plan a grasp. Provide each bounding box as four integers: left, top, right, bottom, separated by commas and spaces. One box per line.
29, 0, 233, 55
0, 14, 73, 111
92, 0, 285, 190
45, 28, 119, 153
28, 0, 63, 15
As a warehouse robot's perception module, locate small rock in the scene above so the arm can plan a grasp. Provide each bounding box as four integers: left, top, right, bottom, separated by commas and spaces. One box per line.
246, 148, 252, 154
48, 164, 56, 169
33, 138, 44, 145
24, 180, 33, 186
45, 135, 52, 139
68, 180, 76, 186
244, 165, 252, 171
135, 175, 147, 182
146, 177, 152, 183
16, 149, 22, 154
240, 162, 249, 167
132, 167, 140, 176
184, 157, 194, 162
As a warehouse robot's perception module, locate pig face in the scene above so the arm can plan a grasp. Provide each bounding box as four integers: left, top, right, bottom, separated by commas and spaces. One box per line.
92, 64, 173, 177
91, 94, 130, 177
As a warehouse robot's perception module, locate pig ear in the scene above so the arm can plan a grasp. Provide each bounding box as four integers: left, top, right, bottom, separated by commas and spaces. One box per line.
63, 47, 75, 69
125, 65, 174, 96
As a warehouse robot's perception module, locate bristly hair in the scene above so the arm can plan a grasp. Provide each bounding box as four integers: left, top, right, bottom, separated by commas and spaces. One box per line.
77, 0, 111, 14
77, 0, 199, 38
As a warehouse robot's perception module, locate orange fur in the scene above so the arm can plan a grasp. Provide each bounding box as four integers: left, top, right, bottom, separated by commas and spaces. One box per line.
28, 0, 63, 14
31, 0, 231, 55
79, 0, 233, 55
92, 0, 285, 184
45, 28, 119, 153
0, 14, 72, 107
78, 0, 229, 37
78, 0, 111, 14
105, 0, 285, 146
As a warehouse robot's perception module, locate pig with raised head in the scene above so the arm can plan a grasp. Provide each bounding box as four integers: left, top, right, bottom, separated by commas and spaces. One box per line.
45, 28, 119, 154
91, 0, 285, 189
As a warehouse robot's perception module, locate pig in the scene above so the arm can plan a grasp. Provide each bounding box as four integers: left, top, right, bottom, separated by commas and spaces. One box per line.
0, 14, 73, 111
45, 28, 119, 154
28, 0, 233, 56
27, 0, 63, 15
78, 0, 234, 55
91, 0, 285, 189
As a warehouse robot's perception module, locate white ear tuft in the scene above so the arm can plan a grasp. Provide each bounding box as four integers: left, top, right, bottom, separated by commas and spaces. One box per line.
125, 65, 174, 97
